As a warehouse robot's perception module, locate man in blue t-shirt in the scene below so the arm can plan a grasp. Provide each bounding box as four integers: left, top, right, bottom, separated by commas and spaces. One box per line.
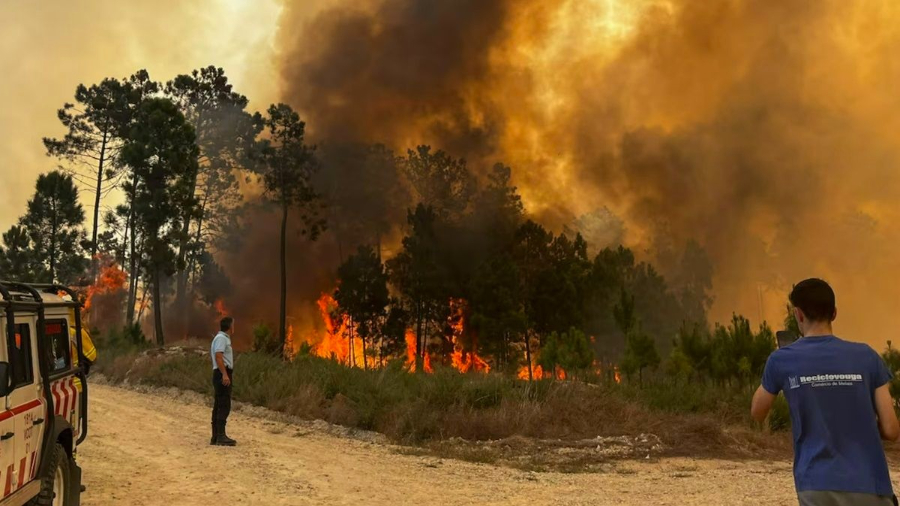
752, 278, 900, 506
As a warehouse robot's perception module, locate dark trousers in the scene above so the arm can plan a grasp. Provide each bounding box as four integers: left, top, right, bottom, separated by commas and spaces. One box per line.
212, 368, 233, 426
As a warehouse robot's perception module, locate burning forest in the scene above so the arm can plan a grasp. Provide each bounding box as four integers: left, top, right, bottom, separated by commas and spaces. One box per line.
0, 52, 779, 388
7, 0, 900, 387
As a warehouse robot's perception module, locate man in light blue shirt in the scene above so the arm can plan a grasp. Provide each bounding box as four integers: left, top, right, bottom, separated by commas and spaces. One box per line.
210, 317, 236, 446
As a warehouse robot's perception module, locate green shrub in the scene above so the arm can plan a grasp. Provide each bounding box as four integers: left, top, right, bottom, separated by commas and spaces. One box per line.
251, 323, 281, 355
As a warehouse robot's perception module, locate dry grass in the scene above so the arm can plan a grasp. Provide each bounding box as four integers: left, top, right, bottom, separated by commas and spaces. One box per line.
93, 346, 790, 469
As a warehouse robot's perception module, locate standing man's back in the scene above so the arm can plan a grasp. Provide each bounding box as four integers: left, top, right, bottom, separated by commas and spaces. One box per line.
752, 278, 899, 506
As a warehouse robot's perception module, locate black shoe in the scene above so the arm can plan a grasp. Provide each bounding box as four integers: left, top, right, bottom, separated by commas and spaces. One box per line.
214, 434, 237, 446
210, 423, 217, 445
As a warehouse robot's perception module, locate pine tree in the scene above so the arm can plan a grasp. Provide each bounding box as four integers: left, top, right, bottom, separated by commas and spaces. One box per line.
255, 104, 325, 354
120, 98, 199, 346
334, 246, 391, 369
165, 67, 262, 327
18, 171, 88, 284
0, 226, 35, 280
44, 72, 155, 278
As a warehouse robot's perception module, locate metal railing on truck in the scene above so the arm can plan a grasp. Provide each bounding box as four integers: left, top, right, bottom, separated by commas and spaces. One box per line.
0, 282, 89, 458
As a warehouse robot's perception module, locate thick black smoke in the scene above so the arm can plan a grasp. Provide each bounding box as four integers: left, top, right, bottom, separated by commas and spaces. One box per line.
263, 0, 900, 345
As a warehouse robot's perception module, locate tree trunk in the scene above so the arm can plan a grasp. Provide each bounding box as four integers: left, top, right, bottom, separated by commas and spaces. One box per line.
153, 266, 164, 346
126, 184, 138, 326
185, 196, 208, 287
49, 213, 58, 284
360, 332, 368, 371
174, 163, 200, 335
136, 284, 148, 323
119, 218, 129, 267
347, 323, 354, 367
90, 125, 109, 280
278, 200, 288, 359
415, 302, 424, 373
525, 332, 534, 382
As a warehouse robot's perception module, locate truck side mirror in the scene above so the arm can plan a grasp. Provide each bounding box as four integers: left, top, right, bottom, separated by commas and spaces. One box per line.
0, 362, 10, 397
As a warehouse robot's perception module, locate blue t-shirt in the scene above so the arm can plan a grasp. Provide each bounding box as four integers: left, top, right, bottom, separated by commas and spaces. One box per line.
762, 335, 893, 496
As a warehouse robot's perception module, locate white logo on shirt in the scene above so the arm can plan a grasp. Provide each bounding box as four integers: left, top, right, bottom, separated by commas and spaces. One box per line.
798, 373, 863, 388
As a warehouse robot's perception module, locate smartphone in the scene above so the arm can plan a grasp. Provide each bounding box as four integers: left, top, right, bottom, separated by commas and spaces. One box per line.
776, 330, 799, 348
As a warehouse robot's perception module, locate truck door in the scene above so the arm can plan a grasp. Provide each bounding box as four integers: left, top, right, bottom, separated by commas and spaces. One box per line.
6, 315, 43, 496
0, 316, 16, 501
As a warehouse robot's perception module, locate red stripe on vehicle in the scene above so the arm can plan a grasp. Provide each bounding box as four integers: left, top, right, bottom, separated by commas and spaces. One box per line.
58, 379, 67, 416
57, 379, 67, 416
0, 399, 43, 423
70, 377, 78, 421
16, 457, 24, 488
50, 381, 61, 416
4, 464, 12, 496
70, 376, 77, 416
60, 380, 69, 417
28, 452, 35, 480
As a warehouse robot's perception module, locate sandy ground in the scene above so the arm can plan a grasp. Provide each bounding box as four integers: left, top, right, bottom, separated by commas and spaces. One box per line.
76, 383, 898, 506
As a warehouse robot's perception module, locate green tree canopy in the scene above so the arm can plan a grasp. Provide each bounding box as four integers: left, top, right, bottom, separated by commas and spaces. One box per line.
165, 66, 262, 320
621, 326, 660, 386
44, 70, 158, 278
255, 103, 325, 353
387, 205, 449, 372
402, 145, 475, 219
11, 171, 89, 284
120, 97, 199, 345
335, 245, 391, 369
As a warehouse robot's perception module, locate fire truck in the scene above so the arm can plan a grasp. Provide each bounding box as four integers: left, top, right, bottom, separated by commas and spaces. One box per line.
0, 282, 88, 505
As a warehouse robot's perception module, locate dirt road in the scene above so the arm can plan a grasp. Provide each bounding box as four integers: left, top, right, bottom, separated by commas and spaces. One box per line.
77, 383, 894, 506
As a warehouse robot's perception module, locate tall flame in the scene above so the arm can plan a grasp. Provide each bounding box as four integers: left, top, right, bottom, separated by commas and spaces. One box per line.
405, 328, 433, 373
84, 261, 126, 312
448, 298, 490, 373
284, 324, 294, 361
288, 291, 492, 375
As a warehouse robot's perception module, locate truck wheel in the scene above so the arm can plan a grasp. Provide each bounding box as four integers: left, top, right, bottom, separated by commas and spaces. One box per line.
27, 443, 70, 506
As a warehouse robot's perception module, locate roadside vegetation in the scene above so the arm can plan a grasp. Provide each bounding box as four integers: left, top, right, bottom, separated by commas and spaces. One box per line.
94, 330, 789, 469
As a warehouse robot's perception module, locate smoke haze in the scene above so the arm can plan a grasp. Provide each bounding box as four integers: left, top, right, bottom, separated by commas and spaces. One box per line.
5, 0, 900, 346
0, 0, 281, 233
274, 0, 900, 346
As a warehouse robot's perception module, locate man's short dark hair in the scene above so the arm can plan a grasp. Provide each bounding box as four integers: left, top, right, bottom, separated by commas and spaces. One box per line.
789, 278, 836, 323
220, 317, 234, 332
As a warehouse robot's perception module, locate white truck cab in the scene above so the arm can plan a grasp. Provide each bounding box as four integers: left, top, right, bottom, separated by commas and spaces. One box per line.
0, 282, 88, 506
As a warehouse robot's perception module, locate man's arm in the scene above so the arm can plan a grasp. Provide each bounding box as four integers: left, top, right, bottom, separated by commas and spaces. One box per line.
751, 385, 777, 423
215, 352, 231, 386
873, 384, 899, 441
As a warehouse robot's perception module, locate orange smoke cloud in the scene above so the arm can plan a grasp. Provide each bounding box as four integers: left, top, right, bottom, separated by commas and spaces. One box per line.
275, 0, 900, 346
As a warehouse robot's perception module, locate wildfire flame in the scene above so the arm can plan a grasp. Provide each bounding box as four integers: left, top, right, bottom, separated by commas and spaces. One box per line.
284, 324, 294, 361
214, 299, 228, 319
447, 298, 490, 373
288, 291, 491, 374
405, 328, 433, 373
84, 261, 126, 312
285, 293, 368, 367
